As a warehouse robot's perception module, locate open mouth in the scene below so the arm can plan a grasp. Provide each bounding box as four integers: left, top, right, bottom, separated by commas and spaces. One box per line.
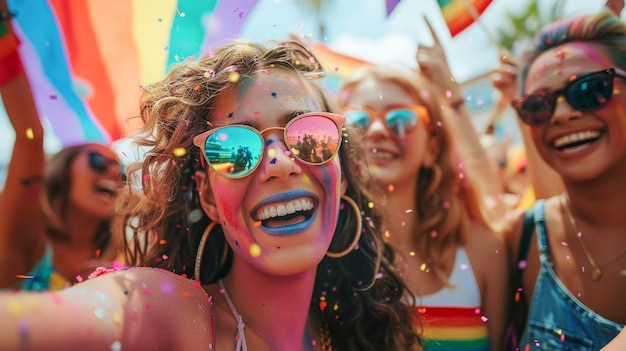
94, 180, 119, 197
368, 147, 397, 160
254, 198, 316, 228
553, 130, 602, 153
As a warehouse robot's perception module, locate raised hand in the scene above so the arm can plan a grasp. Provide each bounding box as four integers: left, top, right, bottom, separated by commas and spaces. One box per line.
416, 16, 462, 103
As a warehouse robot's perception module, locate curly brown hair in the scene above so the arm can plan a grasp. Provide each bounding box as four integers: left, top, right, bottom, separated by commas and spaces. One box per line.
119, 38, 420, 350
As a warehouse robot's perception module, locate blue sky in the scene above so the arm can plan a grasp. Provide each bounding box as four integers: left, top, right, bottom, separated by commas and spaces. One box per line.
0, 0, 612, 187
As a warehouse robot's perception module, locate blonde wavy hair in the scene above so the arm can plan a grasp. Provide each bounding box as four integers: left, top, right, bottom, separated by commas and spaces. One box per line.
338, 65, 491, 285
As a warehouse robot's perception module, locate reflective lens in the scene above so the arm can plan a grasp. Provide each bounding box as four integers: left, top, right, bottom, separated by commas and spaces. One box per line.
343, 105, 429, 138
286, 114, 342, 163
88, 152, 119, 173
202, 127, 263, 178
194, 113, 345, 179
513, 68, 626, 126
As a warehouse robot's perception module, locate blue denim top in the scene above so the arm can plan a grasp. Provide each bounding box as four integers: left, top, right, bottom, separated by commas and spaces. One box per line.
519, 200, 623, 350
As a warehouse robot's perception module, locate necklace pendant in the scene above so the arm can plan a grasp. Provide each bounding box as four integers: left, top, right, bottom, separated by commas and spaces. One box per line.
590, 267, 602, 281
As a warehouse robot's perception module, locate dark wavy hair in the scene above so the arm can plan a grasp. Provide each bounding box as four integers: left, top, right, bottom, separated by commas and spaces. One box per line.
41, 143, 113, 257
120, 37, 420, 350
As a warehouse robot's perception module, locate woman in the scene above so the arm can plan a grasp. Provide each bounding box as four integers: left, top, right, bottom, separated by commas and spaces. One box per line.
0, 38, 420, 350
337, 62, 509, 349
506, 11, 626, 350
0, 2, 122, 291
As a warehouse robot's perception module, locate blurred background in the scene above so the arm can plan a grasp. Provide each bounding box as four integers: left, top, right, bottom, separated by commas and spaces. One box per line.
0, 0, 612, 187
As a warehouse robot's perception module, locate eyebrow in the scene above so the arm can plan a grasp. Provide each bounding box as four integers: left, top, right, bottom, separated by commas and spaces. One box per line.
223, 110, 312, 130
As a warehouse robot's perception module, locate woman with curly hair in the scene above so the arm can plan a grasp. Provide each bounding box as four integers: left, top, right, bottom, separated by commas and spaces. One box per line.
0, 37, 420, 351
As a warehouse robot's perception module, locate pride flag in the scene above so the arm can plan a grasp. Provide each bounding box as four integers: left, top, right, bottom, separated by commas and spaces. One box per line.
310, 43, 372, 95
6, 0, 259, 146
437, 0, 493, 37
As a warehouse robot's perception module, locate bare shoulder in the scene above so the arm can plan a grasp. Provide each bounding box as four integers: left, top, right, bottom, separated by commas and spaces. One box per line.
502, 208, 527, 267
466, 220, 507, 257
81, 267, 215, 350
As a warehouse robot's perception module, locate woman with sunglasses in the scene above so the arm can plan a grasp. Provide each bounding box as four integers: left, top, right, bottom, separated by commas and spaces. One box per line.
0, 37, 420, 350
505, 11, 626, 350
0, 1, 122, 291
336, 51, 509, 350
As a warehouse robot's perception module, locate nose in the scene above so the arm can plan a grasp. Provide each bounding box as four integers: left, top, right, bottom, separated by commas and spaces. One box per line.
550, 95, 582, 125
258, 131, 303, 182
363, 117, 390, 139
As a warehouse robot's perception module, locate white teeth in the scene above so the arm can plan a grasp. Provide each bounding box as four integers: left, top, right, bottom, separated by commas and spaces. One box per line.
255, 198, 314, 221
554, 130, 601, 148
277, 205, 287, 217
369, 149, 395, 160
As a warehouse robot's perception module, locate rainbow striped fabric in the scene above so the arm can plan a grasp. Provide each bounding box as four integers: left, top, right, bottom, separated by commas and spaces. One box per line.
415, 306, 490, 351
6, 0, 259, 146
437, 0, 493, 37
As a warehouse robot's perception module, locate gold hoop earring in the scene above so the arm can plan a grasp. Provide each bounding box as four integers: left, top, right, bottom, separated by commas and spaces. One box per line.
326, 195, 362, 259
194, 222, 216, 281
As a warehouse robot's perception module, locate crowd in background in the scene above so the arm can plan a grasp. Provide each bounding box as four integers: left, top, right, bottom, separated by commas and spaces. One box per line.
0, 0, 624, 350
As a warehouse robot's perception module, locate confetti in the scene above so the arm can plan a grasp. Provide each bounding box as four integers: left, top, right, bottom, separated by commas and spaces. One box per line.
249, 243, 261, 257
228, 72, 240, 82
173, 148, 187, 157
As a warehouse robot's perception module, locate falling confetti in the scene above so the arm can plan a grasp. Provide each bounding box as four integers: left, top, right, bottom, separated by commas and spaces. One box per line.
173, 148, 187, 157
228, 72, 240, 82
249, 243, 261, 257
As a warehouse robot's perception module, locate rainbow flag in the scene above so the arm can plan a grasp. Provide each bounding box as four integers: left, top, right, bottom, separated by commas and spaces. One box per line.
6, 0, 258, 146
415, 306, 490, 351
437, 0, 493, 37
309, 43, 372, 95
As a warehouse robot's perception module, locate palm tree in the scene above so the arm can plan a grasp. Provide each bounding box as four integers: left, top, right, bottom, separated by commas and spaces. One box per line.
495, 0, 565, 53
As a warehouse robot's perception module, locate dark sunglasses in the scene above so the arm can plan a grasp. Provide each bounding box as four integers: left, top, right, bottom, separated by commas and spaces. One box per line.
342, 105, 431, 138
512, 68, 626, 126
87, 152, 120, 173
193, 112, 346, 179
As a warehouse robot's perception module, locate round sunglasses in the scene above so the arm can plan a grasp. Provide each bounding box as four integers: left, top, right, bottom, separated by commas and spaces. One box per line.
193, 112, 346, 178
512, 68, 626, 126
341, 105, 431, 138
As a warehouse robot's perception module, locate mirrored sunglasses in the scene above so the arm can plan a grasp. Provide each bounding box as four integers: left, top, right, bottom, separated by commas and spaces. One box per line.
342, 105, 431, 138
193, 112, 346, 179
512, 68, 626, 126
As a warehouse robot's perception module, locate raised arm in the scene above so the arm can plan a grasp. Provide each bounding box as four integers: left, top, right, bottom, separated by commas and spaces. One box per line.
417, 17, 502, 202
0, 267, 214, 350
491, 62, 564, 200
0, 2, 47, 288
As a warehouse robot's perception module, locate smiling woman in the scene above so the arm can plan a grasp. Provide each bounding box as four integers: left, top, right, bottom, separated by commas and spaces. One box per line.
0, 3, 123, 292
506, 11, 626, 350
0, 37, 420, 351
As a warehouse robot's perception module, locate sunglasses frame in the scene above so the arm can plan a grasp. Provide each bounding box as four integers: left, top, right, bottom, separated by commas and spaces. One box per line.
341, 104, 432, 138
193, 112, 346, 179
512, 68, 626, 126
87, 151, 120, 173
